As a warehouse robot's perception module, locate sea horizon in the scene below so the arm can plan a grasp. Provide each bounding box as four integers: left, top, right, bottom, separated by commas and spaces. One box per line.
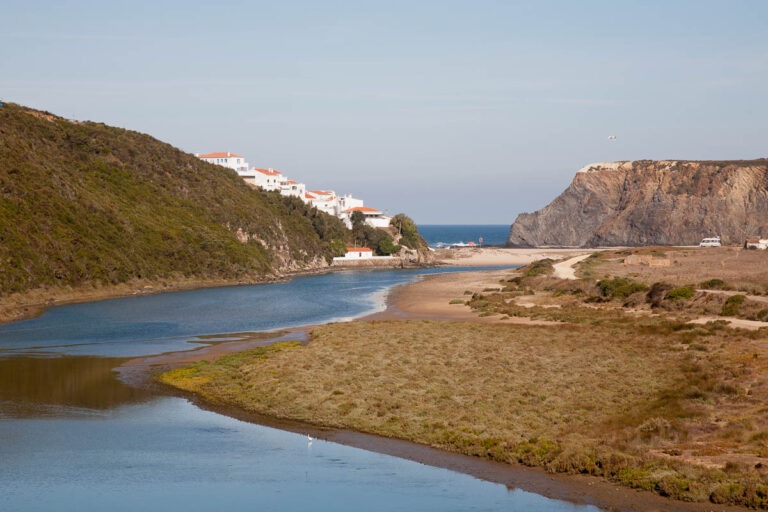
417, 224, 510, 248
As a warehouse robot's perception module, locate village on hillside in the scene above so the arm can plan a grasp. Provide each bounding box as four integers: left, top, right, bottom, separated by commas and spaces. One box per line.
195, 152, 390, 230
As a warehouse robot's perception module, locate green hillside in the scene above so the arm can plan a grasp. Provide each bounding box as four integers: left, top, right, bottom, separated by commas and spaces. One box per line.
0, 103, 348, 295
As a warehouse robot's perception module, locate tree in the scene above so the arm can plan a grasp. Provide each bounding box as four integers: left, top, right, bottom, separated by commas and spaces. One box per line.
391, 213, 423, 249
377, 235, 399, 255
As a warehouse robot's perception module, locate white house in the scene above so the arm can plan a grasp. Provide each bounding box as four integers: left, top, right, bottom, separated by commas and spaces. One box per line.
341, 206, 391, 229
306, 189, 337, 215
196, 152, 250, 175
252, 168, 283, 191
336, 194, 364, 215
195, 150, 393, 231
279, 178, 306, 199
342, 246, 373, 259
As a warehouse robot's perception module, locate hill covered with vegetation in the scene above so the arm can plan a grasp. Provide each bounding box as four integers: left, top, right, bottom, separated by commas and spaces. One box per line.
0, 103, 349, 297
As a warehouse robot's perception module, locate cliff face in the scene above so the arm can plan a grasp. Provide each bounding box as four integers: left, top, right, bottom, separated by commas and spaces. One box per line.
508, 160, 768, 247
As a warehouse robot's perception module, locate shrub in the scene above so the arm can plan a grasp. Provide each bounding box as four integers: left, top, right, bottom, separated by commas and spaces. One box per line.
390, 214, 425, 250
721, 295, 746, 316
522, 259, 554, 278
597, 278, 647, 300
665, 286, 696, 301
700, 278, 728, 290
377, 235, 400, 255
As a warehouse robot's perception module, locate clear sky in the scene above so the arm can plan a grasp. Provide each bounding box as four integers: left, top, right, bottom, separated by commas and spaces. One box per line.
2, 1, 767, 224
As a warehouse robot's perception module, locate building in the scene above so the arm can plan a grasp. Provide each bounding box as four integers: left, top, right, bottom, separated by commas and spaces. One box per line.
336, 194, 364, 215
279, 178, 306, 199
305, 190, 337, 215
252, 168, 283, 191
196, 152, 250, 175
342, 246, 373, 259
196, 150, 389, 230
340, 206, 391, 229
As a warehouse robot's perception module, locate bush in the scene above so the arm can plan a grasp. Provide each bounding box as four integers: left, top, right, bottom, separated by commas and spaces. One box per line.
522, 259, 554, 278
721, 295, 746, 316
390, 214, 425, 250
597, 278, 647, 300
377, 235, 400, 255
665, 286, 696, 301
700, 278, 728, 290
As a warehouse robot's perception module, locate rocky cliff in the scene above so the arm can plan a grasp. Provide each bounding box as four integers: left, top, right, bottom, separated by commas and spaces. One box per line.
508, 160, 768, 247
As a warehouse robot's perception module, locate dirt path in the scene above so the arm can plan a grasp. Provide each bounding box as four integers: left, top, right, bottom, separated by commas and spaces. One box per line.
552, 254, 592, 279
699, 289, 768, 304
688, 316, 768, 330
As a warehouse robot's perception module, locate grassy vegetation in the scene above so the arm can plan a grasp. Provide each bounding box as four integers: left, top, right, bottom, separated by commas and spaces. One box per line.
722, 295, 747, 317
161, 318, 768, 507
597, 277, 647, 300
665, 286, 696, 301
158, 250, 768, 507
0, 103, 352, 296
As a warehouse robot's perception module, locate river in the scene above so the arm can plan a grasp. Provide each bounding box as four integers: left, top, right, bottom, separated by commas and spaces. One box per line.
0, 268, 601, 512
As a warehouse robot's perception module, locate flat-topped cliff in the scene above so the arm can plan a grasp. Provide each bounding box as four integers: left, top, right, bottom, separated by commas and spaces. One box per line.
508, 159, 768, 247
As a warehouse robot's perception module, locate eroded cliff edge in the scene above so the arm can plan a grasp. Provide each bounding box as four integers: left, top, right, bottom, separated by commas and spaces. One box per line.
508, 160, 768, 247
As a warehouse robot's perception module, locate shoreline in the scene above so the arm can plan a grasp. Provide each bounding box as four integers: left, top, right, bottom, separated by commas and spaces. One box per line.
0, 265, 340, 326
157, 381, 745, 512
120, 256, 743, 512
0, 247, 593, 326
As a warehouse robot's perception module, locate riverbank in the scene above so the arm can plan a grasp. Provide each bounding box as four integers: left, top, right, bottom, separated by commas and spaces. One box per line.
0, 247, 592, 326
0, 266, 335, 326
150, 252, 763, 511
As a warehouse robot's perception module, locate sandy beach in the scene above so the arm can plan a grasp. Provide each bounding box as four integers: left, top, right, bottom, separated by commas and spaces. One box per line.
432, 246, 598, 267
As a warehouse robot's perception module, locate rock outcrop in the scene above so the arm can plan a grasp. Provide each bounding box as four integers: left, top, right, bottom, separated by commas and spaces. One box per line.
508, 160, 768, 247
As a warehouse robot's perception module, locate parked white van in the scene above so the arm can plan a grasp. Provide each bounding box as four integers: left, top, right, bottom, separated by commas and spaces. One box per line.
699, 236, 721, 247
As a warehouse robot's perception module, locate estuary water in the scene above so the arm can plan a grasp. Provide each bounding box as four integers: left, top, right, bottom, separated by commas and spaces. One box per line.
0, 268, 602, 512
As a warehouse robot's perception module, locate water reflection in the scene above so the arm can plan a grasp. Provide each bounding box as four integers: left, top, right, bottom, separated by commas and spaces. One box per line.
0, 356, 152, 418
0, 397, 602, 512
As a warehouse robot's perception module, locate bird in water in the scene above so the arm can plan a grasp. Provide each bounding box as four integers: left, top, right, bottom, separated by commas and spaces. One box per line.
607, 135, 617, 141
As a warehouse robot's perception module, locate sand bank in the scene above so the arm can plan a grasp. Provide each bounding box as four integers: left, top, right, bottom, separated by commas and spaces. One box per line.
433, 247, 599, 267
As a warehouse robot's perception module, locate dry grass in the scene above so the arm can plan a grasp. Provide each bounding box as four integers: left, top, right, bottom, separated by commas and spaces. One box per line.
159, 250, 768, 507
582, 247, 768, 295
161, 317, 768, 507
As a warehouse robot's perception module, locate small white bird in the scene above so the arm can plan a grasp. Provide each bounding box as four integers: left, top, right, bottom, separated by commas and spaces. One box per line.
307, 434, 314, 443
607, 135, 617, 141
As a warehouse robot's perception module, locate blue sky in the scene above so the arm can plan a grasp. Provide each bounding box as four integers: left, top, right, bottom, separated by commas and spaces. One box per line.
2, 1, 767, 223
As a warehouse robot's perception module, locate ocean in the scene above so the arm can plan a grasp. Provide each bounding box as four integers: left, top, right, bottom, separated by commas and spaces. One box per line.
417, 224, 510, 248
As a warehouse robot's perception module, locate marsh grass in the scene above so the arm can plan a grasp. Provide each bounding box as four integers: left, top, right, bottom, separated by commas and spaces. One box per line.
161, 318, 768, 507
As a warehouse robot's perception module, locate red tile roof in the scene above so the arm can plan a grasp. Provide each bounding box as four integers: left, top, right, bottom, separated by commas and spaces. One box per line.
346, 247, 373, 252
198, 152, 243, 159
254, 168, 281, 176
343, 206, 382, 214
